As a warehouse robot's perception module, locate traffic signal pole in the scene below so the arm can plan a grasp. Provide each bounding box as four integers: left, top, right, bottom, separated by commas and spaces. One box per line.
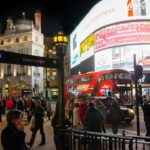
134, 54, 140, 136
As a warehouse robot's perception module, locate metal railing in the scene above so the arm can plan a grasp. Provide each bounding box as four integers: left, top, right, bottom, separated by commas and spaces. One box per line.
59, 129, 150, 150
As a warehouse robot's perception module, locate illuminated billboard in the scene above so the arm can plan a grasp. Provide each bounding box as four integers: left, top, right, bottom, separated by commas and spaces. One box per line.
94, 21, 150, 52
70, 0, 150, 71
95, 44, 150, 72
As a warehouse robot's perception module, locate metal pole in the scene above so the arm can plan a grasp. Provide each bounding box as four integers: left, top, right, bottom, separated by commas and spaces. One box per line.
45, 67, 48, 99
134, 54, 140, 136
45, 50, 48, 99
58, 46, 65, 127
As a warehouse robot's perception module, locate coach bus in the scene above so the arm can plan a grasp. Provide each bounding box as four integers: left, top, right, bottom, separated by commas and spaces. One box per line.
65, 69, 132, 105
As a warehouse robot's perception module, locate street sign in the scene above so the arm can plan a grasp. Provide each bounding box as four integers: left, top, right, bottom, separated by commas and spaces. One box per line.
0, 50, 59, 68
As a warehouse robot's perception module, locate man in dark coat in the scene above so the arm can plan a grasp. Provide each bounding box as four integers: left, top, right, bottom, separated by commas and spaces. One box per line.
109, 100, 122, 134
142, 99, 150, 139
1, 110, 27, 150
27, 100, 45, 147
84, 103, 103, 132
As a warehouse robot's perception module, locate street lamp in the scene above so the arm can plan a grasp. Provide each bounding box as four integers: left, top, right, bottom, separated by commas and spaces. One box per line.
53, 30, 68, 127
45, 48, 49, 99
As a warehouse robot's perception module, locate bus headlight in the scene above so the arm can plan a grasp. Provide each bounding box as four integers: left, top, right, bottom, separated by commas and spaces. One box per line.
129, 109, 134, 114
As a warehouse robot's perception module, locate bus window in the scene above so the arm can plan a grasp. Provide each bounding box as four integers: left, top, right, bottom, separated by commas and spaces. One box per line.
119, 73, 124, 79
114, 73, 119, 79
109, 73, 113, 79
124, 73, 131, 79
80, 76, 93, 83
105, 74, 109, 80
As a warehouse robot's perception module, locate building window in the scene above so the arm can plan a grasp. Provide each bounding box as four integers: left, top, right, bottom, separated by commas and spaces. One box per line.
20, 65, 25, 75
16, 37, 19, 43
7, 64, 11, 75
7, 38, 11, 43
0, 40, 4, 45
23, 36, 28, 41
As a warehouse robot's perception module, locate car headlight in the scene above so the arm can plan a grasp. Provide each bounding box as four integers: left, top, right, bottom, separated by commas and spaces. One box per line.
129, 109, 134, 114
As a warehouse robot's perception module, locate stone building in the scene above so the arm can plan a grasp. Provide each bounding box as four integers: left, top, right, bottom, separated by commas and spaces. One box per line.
44, 37, 59, 101
0, 10, 44, 97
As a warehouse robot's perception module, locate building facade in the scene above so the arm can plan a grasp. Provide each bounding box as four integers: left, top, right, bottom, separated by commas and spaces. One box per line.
44, 37, 59, 101
0, 10, 44, 97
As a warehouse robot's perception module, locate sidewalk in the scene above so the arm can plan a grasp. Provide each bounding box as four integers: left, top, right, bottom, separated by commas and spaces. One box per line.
0, 115, 56, 150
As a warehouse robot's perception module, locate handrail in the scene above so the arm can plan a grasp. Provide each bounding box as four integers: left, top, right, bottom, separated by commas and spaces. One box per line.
60, 128, 150, 150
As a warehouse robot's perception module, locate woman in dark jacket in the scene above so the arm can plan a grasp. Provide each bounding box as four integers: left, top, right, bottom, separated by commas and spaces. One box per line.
110, 100, 122, 134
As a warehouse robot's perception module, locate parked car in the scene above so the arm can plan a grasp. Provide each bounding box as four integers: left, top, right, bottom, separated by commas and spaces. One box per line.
138, 56, 150, 66
88, 96, 135, 123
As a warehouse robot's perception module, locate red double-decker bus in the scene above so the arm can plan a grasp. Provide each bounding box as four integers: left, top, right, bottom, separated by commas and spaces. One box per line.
65, 69, 132, 104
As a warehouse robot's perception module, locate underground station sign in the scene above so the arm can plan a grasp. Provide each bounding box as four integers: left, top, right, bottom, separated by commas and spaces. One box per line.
0, 50, 59, 68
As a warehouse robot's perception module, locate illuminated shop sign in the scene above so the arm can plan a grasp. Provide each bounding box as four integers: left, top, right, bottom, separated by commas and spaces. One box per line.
95, 21, 150, 52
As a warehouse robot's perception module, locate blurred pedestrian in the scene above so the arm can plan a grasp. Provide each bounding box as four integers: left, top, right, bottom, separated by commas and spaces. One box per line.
46, 99, 52, 120
1, 110, 27, 150
96, 101, 107, 133
109, 100, 122, 134
6, 97, 13, 111
26, 98, 34, 123
78, 101, 87, 124
73, 103, 82, 129
84, 103, 103, 132
16, 97, 24, 112
51, 103, 59, 150
27, 100, 45, 147
142, 99, 150, 139
0, 100, 4, 122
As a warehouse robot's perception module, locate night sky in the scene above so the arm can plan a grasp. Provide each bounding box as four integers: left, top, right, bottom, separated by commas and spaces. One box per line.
0, 0, 101, 36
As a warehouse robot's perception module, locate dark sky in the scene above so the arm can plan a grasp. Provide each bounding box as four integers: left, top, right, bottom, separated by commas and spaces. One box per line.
0, 0, 100, 36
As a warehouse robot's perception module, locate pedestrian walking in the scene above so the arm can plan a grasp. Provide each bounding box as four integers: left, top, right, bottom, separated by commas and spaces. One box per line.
1, 110, 27, 150
78, 101, 87, 124
73, 103, 82, 129
46, 99, 52, 120
26, 98, 34, 123
16, 97, 24, 112
142, 98, 150, 139
0, 100, 4, 122
27, 100, 45, 147
96, 100, 107, 133
5, 97, 13, 111
109, 100, 122, 134
51, 102, 59, 150
84, 103, 103, 132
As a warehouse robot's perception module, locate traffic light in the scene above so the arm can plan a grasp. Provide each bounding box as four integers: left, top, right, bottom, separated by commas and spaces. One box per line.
135, 65, 143, 80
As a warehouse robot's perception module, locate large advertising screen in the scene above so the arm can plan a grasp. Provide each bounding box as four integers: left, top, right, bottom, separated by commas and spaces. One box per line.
95, 44, 150, 72
70, 0, 150, 72
95, 21, 150, 52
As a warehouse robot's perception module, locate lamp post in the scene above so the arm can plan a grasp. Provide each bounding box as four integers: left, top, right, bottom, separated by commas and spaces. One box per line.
53, 30, 68, 127
45, 49, 48, 99
134, 54, 140, 136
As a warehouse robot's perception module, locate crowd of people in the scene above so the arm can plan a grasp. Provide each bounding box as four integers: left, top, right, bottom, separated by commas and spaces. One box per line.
0, 94, 150, 150
67, 94, 122, 134
0, 96, 53, 150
